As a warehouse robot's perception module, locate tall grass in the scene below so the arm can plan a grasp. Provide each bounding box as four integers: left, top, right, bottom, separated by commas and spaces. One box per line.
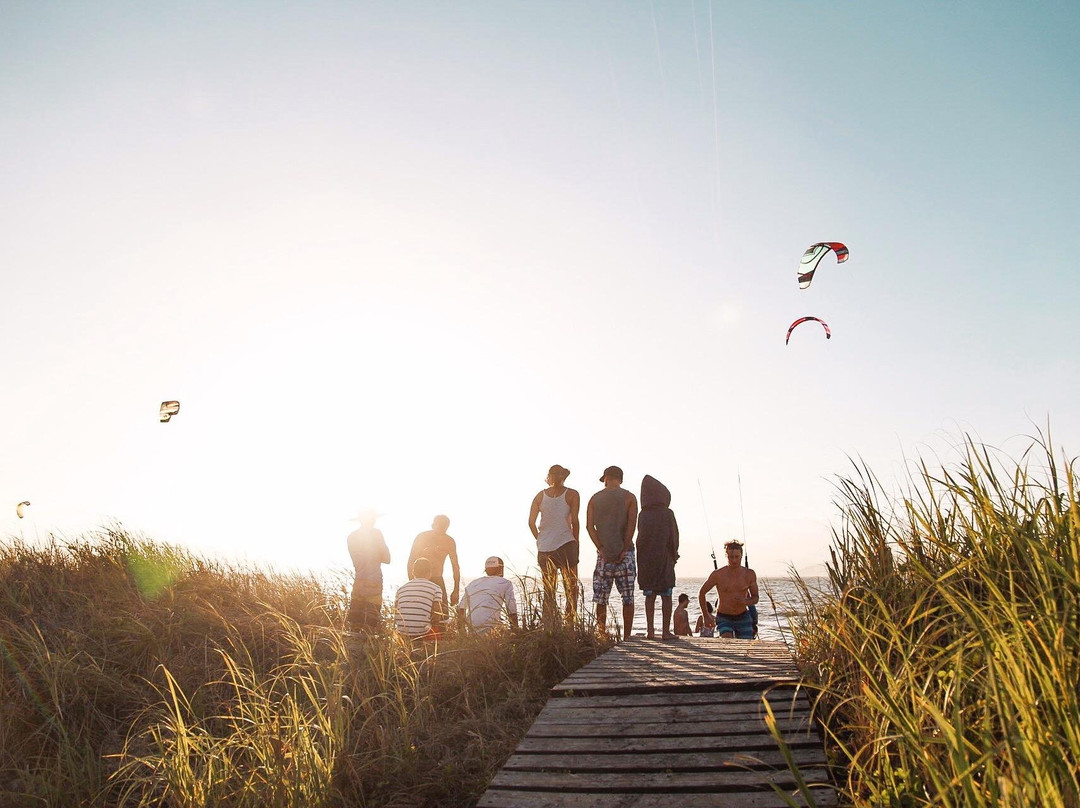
0, 527, 611, 807
786, 436, 1080, 807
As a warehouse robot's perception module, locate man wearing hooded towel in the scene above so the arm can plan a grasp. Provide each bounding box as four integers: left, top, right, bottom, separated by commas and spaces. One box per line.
587, 465, 639, 639
636, 475, 680, 639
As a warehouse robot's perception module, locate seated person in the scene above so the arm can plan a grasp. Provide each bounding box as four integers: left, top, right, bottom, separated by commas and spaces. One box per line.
695, 601, 716, 638
394, 557, 447, 641
458, 556, 518, 633
672, 593, 693, 637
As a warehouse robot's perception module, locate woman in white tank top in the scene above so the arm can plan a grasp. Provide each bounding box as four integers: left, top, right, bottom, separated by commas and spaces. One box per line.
528, 465, 581, 622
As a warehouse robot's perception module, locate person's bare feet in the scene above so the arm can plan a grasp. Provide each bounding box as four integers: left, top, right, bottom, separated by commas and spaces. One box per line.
662, 632, 676, 640
646, 632, 657, 639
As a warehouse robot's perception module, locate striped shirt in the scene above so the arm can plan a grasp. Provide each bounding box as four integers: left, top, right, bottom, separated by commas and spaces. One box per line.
394, 578, 443, 637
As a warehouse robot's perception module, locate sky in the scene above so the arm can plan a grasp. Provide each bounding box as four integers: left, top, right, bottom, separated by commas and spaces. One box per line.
2, 1, 1078, 587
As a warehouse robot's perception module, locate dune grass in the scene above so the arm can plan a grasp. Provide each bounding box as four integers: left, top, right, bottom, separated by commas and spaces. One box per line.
0, 527, 612, 807
784, 436, 1080, 807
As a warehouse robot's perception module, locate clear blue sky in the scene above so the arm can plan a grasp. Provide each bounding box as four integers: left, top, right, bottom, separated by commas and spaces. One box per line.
2, 1, 1078, 583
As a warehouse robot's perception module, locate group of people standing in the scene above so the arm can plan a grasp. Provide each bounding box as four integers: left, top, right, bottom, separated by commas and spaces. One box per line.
530, 464, 758, 640
346, 463, 759, 642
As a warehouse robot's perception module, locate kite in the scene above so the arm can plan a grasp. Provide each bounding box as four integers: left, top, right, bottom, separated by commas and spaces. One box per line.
786, 316, 831, 345
159, 401, 180, 423
16, 501, 30, 519
798, 242, 849, 290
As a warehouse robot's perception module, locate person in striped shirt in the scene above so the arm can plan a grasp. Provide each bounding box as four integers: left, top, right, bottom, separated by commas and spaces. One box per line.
394, 558, 447, 641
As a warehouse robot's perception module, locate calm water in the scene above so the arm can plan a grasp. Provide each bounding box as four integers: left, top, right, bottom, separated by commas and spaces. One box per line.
401, 574, 829, 647
602, 576, 822, 644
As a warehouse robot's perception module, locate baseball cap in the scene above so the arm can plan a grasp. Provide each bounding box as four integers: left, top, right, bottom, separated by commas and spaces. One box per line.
599, 465, 624, 482
484, 556, 504, 570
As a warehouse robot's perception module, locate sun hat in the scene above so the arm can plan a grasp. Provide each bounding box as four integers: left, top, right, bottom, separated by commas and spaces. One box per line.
348, 507, 383, 522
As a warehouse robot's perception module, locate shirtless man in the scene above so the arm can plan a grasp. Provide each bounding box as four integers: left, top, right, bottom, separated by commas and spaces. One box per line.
672, 593, 692, 637
407, 515, 461, 605
698, 540, 758, 639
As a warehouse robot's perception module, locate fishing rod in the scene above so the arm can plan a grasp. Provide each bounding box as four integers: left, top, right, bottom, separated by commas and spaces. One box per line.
738, 468, 748, 569
738, 468, 760, 638
697, 477, 717, 571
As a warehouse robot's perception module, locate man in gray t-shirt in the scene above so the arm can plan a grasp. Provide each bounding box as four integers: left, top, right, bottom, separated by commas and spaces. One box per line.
586, 465, 639, 639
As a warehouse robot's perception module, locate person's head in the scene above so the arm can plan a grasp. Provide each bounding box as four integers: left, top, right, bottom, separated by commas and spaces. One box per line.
432, 514, 450, 532
547, 464, 570, 486
484, 556, 505, 577
724, 540, 744, 566
599, 465, 624, 486
356, 507, 378, 528
678, 593, 689, 606
412, 557, 432, 578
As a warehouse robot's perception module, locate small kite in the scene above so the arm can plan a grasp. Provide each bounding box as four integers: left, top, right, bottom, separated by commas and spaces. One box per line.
786, 316, 831, 345
798, 242, 849, 290
159, 401, 180, 423
16, 501, 30, 519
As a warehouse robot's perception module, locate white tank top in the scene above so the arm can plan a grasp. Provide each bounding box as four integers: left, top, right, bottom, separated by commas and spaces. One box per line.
537, 491, 574, 552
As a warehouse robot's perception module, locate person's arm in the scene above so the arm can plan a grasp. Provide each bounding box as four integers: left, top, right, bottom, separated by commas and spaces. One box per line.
505, 580, 519, 630
698, 575, 717, 628
407, 536, 420, 580
746, 571, 759, 607
670, 512, 680, 562
528, 491, 542, 540
586, 495, 602, 560
448, 539, 460, 604
433, 586, 448, 625
379, 532, 390, 565
619, 492, 638, 560
567, 489, 581, 542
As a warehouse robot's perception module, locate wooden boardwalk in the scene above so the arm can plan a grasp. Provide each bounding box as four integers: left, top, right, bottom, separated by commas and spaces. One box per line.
477, 638, 835, 808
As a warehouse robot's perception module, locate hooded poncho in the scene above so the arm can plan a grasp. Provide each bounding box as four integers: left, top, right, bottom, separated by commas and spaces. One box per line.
636, 474, 680, 592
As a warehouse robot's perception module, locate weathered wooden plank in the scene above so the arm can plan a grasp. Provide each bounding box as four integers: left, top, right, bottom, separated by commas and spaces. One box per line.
477, 788, 838, 807
515, 734, 822, 754
531, 704, 809, 724
552, 684, 799, 697
525, 716, 814, 738
502, 748, 828, 771
489, 769, 832, 791
546, 689, 805, 709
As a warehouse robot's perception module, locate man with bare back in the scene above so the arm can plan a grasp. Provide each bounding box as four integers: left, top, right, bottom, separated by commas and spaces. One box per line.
698, 540, 758, 639
407, 515, 461, 606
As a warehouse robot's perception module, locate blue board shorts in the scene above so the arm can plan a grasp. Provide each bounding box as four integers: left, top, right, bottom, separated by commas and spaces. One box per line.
715, 610, 754, 639
592, 551, 636, 606
641, 588, 673, 597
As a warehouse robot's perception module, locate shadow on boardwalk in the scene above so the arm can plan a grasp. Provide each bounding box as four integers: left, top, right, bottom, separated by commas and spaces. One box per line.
477, 638, 836, 808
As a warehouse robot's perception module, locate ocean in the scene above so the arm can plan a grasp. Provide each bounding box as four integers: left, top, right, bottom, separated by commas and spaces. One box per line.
603, 576, 822, 643
388, 574, 829, 647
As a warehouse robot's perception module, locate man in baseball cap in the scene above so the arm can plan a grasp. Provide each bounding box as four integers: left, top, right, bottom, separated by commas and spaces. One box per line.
587, 465, 639, 638
458, 556, 519, 633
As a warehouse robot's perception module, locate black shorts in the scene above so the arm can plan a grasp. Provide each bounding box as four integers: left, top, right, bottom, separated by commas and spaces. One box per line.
538, 540, 579, 571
